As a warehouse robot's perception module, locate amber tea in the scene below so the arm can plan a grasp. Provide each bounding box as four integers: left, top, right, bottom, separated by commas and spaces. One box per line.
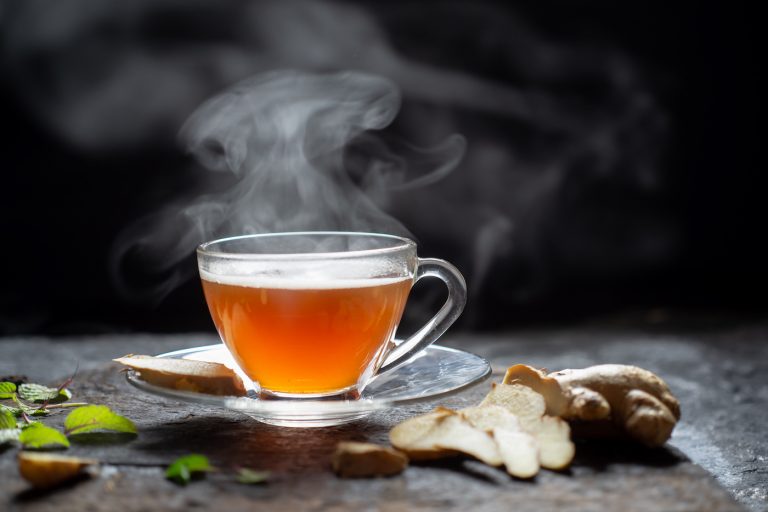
202, 275, 411, 394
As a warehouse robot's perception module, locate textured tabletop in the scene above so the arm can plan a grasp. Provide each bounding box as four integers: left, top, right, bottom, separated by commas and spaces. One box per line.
1, 319, 766, 511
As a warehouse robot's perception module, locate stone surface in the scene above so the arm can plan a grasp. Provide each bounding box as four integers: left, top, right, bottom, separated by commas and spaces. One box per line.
1, 319, 765, 511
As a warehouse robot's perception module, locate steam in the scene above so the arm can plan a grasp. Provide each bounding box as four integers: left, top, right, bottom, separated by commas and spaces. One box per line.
4, 1, 671, 317
111, 70, 465, 300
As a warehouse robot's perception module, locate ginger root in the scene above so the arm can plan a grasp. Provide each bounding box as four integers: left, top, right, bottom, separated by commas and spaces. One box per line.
504, 364, 680, 447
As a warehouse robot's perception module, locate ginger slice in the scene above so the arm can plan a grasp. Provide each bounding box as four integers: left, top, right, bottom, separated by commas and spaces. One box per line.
389, 408, 457, 461
460, 404, 523, 432
18, 452, 97, 489
481, 383, 575, 470
536, 416, 576, 470
429, 414, 503, 466
332, 442, 408, 478
460, 405, 539, 478
113, 355, 246, 396
492, 428, 539, 479
480, 383, 546, 431
390, 407, 502, 466
502, 364, 570, 417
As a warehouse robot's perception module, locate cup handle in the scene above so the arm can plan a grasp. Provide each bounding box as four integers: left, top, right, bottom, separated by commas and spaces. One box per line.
378, 258, 467, 374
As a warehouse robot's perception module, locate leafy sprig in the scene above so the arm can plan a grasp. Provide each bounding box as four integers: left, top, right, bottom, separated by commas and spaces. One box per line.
0, 373, 136, 451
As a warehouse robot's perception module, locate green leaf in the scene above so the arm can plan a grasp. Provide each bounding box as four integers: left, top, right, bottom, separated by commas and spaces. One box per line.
236, 468, 270, 485
0, 408, 20, 446
166, 454, 212, 485
0, 408, 15, 429
18, 383, 72, 404
64, 405, 137, 436
18, 423, 70, 449
0, 382, 16, 399
0, 404, 22, 417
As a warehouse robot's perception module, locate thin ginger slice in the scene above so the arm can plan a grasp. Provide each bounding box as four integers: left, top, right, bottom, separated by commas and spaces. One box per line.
480, 383, 546, 432
502, 364, 570, 417
389, 408, 457, 460
536, 416, 576, 470
113, 355, 246, 396
390, 407, 501, 466
459, 405, 540, 478
429, 414, 503, 466
492, 427, 539, 479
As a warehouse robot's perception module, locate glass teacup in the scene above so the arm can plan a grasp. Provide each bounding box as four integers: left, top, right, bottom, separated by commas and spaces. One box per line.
197, 232, 466, 400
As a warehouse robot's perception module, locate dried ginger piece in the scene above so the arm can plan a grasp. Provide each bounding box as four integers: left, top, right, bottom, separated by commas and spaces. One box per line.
113, 355, 246, 396
332, 442, 408, 478
18, 452, 97, 489
389, 407, 501, 466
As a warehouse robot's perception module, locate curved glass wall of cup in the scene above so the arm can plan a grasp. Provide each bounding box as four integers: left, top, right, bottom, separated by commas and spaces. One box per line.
197, 231, 419, 285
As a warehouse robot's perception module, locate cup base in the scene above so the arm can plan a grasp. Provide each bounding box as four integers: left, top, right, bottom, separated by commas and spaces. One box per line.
245, 387, 369, 427
257, 387, 361, 401
242, 411, 373, 428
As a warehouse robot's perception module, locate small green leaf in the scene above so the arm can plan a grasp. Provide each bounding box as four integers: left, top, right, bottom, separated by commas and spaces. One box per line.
0, 404, 22, 417
0, 382, 16, 399
18, 383, 72, 404
236, 468, 270, 485
166, 454, 212, 485
0, 409, 19, 445
0, 408, 15, 429
64, 405, 137, 436
18, 423, 70, 449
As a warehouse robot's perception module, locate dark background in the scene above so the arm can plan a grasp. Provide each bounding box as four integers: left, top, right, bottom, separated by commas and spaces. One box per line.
1, 1, 763, 335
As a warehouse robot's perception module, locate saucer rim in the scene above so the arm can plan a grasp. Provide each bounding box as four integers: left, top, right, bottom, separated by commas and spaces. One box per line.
124, 343, 491, 413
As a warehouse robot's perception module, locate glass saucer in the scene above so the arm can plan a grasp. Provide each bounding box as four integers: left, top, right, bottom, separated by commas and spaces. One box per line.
125, 343, 491, 427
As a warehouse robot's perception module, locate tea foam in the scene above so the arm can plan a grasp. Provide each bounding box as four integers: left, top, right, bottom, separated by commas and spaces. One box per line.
199, 268, 411, 290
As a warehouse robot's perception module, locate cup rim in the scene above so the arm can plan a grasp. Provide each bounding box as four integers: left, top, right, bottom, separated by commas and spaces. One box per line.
197, 231, 416, 260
